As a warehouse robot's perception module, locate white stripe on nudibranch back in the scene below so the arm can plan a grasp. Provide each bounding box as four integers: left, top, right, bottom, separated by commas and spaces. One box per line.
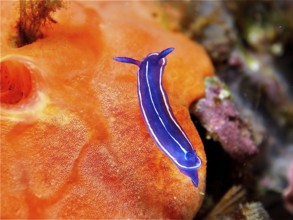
145, 61, 188, 154
158, 58, 194, 148
138, 61, 199, 170
138, 75, 198, 170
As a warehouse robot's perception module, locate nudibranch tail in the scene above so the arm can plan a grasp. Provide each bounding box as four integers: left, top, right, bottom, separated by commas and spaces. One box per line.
113, 47, 201, 188
112, 57, 140, 66
182, 168, 199, 187
193, 179, 198, 187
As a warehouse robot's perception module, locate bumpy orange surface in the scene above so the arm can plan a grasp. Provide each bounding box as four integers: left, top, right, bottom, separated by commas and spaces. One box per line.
0, 1, 214, 218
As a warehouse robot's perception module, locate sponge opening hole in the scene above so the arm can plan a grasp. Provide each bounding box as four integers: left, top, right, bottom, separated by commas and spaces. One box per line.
0, 59, 33, 105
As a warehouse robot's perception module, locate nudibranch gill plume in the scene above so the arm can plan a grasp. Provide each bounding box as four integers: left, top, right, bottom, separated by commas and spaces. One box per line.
113, 48, 201, 187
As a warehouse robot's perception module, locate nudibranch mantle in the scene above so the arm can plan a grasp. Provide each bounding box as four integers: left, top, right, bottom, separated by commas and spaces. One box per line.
113, 48, 201, 187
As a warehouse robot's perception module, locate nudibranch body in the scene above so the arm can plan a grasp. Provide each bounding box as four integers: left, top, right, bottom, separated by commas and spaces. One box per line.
113, 48, 201, 187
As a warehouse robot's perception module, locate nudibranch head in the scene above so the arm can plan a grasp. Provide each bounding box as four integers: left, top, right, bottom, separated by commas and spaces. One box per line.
113, 47, 175, 66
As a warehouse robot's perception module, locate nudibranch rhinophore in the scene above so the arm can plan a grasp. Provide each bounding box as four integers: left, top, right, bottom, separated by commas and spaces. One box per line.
113, 48, 201, 187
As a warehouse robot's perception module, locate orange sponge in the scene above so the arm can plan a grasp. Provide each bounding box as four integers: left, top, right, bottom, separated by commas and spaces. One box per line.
1, 1, 213, 218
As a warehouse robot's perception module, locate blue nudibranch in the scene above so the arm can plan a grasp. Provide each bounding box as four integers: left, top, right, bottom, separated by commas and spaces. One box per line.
113, 48, 201, 187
